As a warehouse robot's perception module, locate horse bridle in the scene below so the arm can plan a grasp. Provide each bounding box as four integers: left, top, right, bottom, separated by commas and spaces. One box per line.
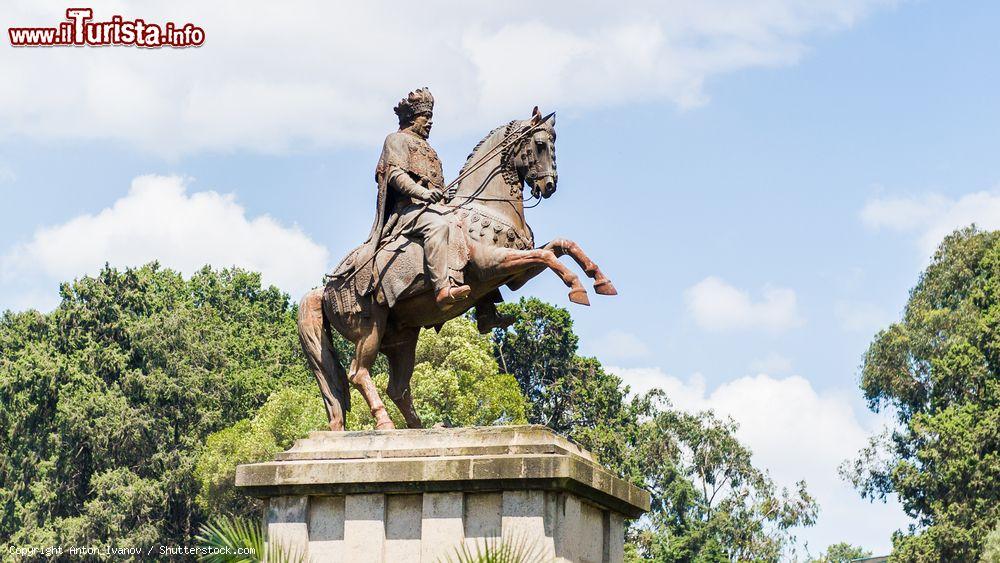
447, 124, 552, 210
337, 118, 551, 283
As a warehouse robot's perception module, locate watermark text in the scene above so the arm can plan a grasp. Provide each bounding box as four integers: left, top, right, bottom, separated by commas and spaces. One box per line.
9, 8, 205, 48
5, 544, 255, 558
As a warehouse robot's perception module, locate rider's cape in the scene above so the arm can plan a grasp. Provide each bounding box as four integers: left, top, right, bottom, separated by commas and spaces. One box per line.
327, 131, 452, 312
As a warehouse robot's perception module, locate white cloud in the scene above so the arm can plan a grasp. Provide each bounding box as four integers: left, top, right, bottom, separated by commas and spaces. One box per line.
0, 0, 894, 155
1, 175, 328, 310
749, 352, 793, 374
608, 366, 706, 400
607, 366, 911, 554
685, 276, 803, 332
585, 329, 650, 361
861, 190, 1000, 255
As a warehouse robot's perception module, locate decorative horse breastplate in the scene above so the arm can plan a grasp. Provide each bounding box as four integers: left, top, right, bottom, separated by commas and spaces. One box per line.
455, 206, 534, 250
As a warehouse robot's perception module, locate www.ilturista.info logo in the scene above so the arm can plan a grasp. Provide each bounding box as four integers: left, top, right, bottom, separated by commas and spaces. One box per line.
8, 8, 205, 48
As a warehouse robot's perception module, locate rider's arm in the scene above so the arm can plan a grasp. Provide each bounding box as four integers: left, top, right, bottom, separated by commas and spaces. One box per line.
388, 167, 442, 203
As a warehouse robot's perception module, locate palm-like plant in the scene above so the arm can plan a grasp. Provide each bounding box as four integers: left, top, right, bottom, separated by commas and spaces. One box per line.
198, 516, 550, 563
196, 515, 304, 563
441, 536, 551, 563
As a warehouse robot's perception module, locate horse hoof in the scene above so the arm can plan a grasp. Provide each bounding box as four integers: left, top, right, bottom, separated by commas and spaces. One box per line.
569, 289, 590, 306
594, 280, 618, 296
375, 420, 396, 430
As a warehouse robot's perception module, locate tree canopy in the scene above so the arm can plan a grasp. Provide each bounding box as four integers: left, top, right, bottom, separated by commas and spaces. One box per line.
1, 267, 818, 561
495, 298, 818, 561
0, 264, 308, 548
843, 227, 1000, 561
807, 541, 872, 562
195, 317, 529, 517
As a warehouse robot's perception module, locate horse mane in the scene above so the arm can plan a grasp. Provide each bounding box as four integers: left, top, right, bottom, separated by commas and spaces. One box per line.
457, 120, 518, 178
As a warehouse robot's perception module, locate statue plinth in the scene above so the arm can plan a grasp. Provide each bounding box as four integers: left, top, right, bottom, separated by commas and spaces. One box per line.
236, 425, 650, 563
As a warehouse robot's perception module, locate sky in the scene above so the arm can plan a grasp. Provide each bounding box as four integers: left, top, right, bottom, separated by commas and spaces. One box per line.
3, 0, 999, 556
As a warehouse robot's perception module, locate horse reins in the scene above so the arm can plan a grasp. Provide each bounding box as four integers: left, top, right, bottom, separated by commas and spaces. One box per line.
336, 114, 554, 284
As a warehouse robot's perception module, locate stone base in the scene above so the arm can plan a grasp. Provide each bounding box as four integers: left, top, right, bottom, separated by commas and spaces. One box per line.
236, 425, 650, 563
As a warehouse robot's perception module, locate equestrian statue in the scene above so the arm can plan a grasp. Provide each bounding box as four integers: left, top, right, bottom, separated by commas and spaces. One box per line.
297, 87, 617, 430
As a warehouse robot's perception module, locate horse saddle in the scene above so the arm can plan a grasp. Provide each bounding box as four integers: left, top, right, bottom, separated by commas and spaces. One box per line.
326, 218, 469, 314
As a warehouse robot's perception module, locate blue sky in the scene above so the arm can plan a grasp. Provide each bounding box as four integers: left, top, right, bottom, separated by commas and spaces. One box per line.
3, 0, 999, 555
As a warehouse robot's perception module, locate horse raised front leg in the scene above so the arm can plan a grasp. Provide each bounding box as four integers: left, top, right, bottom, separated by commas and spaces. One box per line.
546, 238, 617, 295
348, 308, 395, 430
496, 248, 590, 305
505, 239, 616, 297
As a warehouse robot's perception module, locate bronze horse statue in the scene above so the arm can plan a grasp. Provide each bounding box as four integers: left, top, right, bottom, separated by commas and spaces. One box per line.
297, 108, 616, 430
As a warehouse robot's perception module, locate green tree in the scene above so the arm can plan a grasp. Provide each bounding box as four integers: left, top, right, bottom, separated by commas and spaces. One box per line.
983, 521, 1000, 563
1, 265, 816, 561
492, 297, 579, 430
0, 264, 311, 550
843, 227, 1000, 561
632, 405, 818, 562
194, 387, 327, 517
810, 542, 873, 562
407, 318, 528, 428
196, 317, 529, 517
493, 298, 648, 483
493, 298, 818, 561
341, 316, 529, 431
0, 263, 528, 550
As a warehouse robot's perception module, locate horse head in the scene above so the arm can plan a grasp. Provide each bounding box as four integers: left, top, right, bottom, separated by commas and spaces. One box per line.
516, 106, 558, 199
452, 106, 559, 220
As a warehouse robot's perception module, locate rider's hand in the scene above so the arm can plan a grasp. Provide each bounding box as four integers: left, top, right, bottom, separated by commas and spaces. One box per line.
424, 189, 444, 203
445, 186, 458, 201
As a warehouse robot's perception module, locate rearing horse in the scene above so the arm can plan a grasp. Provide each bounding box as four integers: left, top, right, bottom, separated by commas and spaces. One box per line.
297, 107, 617, 430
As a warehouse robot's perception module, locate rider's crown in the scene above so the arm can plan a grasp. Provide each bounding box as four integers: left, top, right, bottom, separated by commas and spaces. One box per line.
394, 88, 434, 121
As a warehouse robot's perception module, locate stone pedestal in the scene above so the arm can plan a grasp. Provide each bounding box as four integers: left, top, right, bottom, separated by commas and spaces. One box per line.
235, 425, 649, 563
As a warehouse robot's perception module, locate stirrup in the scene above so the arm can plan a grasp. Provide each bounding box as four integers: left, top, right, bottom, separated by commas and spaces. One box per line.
436, 285, 472, 309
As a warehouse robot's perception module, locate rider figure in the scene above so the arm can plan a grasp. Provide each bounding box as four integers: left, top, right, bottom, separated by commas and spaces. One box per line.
338, 87, 515, 329
375, 88, 472, 310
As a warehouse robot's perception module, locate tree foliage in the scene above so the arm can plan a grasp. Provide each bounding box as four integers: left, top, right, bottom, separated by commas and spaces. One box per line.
0, 264, 309, 550
630, 406, 817, 562
196, 317, 529, 517
493, 298, 648, 483
405, 317, 528, 429
194, 387, 326, 518
843, 227, 1000, 561
494, 298, 818, 561
983, 522, 1000, 563
333, 313, 529, 431
1, 267, 817, 561
808, 541, 872, 562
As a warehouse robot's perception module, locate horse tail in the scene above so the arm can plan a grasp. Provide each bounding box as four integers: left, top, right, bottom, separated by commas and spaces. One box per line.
297, 288, 351, 419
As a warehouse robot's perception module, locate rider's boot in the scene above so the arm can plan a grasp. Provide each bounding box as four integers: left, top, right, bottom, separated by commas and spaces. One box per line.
435, 283, 472, 310
475, 304, 516, 334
